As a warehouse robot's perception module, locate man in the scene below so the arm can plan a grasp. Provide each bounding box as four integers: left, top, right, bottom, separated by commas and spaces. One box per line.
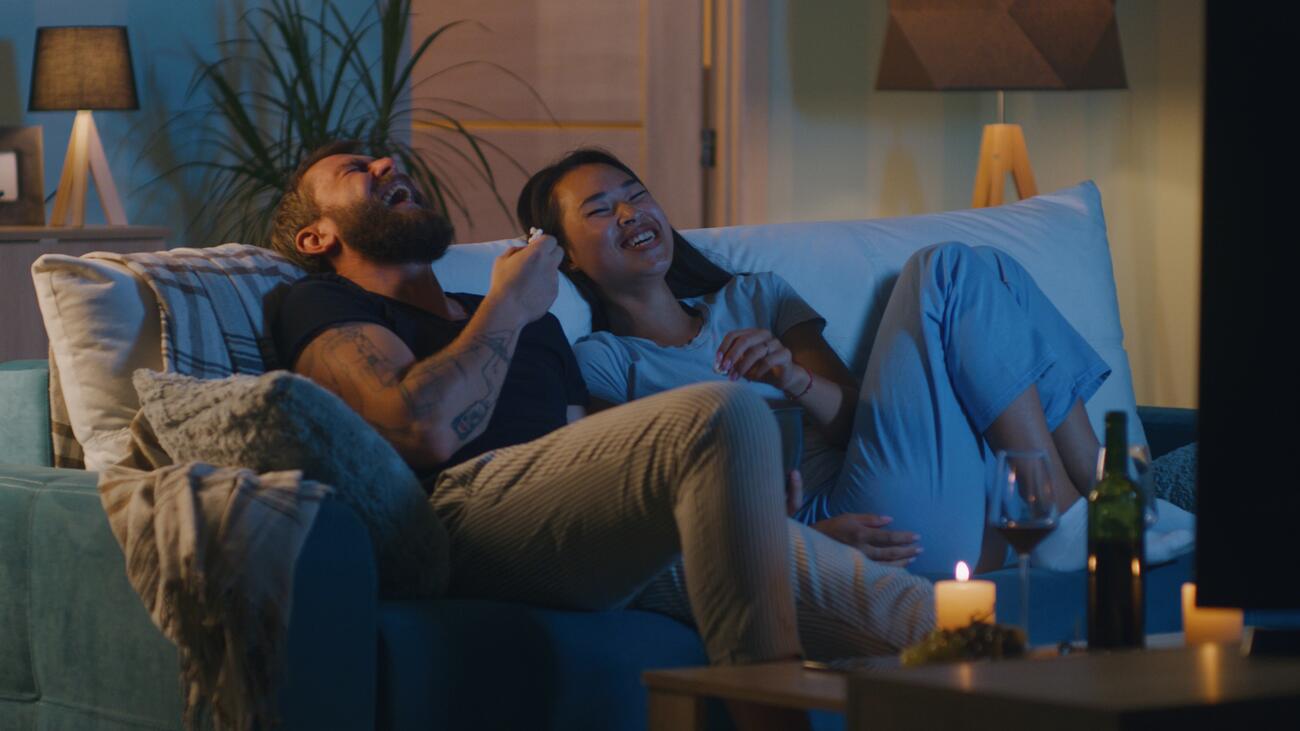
266, 140, 934, 702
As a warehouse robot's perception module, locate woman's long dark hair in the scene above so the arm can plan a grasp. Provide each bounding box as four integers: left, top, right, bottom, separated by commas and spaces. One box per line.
516, 148, 733, 332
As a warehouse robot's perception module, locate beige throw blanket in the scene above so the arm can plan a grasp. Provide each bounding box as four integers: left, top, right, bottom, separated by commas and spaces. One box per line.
101, 415, 331, 730
69, 245, 315, 729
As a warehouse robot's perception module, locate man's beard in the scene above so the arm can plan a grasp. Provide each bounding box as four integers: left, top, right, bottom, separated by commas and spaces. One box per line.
331, 194, 454, 266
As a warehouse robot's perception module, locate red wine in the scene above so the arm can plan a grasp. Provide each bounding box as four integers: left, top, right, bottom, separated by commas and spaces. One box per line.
1087, 540, 1145, 647
996, 523, 1055, 554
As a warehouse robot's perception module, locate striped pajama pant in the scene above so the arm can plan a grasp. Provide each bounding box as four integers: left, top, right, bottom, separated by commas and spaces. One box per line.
429, 382, 935, 664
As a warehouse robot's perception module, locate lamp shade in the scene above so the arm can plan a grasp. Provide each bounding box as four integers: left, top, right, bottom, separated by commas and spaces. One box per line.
29, 26, 139, 111
876, 0, 1127, 90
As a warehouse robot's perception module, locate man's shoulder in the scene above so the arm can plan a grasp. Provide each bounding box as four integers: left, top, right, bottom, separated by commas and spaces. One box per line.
277, 272, 393, 324
283, 272, 367, 298
272, 273, 391, 367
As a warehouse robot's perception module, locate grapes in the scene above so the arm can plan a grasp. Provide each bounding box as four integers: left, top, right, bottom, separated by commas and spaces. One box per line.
899, 621, 1027, 667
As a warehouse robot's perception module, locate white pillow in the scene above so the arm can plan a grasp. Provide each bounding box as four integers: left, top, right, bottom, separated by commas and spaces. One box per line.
32, 255, 162, 470
433, 241, 593, 343
433, 182, 1143, 445
679, 182, 1145, 446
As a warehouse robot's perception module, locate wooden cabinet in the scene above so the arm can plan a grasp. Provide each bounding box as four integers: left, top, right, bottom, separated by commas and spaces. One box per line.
0, 225, 168, 362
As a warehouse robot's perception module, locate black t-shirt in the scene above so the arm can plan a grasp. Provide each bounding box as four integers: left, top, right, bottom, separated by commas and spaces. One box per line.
272, 273, 587, 476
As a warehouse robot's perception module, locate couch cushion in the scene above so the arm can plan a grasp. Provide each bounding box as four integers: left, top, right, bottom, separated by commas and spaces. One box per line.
434, 182, 1144, 445
434, 242, 595, 343
375, 600, 708, 731
683, 182, 1144, 446
0, 465, 183, 726
33, 184, 1143, 475
0, 360, 51, 466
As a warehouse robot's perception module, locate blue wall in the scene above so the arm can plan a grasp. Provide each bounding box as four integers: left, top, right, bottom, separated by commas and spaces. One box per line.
0, 0, 374, 244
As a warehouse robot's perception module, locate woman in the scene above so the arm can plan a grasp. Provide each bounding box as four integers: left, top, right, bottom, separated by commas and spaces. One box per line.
517, 148, 1142, 575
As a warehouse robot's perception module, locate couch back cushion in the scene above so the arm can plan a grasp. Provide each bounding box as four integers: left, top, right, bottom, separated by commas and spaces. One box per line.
434, 181, 1144, 445
32, 180, 1142, 470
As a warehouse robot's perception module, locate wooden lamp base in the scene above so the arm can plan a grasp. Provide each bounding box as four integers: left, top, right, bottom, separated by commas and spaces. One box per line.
971, 123, 1038, 208
49, 110, 129, 227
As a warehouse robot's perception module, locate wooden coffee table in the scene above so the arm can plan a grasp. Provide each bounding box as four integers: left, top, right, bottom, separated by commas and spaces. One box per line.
644, 661, 844, 730
643, 640, 1300, 731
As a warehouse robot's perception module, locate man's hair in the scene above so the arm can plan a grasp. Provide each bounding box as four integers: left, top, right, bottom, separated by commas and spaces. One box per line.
267, 139, 365, 272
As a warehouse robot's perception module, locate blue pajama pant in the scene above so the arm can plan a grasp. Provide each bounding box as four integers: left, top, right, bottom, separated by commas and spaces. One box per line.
798, 242, 1111, 575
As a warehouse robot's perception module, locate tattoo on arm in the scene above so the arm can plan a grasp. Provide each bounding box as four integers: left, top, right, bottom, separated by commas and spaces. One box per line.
407, 329, 515, 442
300, 324, 520, 452
451, 400, 492, 439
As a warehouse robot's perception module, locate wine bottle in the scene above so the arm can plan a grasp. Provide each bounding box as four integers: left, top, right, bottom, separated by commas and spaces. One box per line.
1087, 411, 1145, 649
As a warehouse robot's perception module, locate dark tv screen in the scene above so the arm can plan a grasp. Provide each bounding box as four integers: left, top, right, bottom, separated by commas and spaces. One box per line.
1196, 2, 1299, 610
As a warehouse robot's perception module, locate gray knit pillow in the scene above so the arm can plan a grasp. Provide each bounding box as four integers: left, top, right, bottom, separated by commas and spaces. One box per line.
132, 368, 448, 598
1152, 442, 1197, 514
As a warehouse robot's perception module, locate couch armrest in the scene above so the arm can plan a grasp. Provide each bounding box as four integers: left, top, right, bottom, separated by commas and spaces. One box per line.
0, 360, 52, 467
1138, 405, 1197, 459
0, 463, 378, 729
280, 497, 379, 730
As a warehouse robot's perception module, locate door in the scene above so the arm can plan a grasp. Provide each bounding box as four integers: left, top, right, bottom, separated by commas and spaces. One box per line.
410, 0, 704, 243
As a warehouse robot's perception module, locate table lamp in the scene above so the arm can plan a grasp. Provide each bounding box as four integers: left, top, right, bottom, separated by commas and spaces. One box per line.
875, 0, 1127, 207
28, 26, 139, 226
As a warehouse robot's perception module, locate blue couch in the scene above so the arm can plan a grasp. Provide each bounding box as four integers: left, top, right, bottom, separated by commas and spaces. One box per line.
6, 184, 1198, 728
0, 359, 1195, 730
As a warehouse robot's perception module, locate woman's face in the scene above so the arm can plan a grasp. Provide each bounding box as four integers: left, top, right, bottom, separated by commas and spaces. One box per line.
552, 163, 673, 291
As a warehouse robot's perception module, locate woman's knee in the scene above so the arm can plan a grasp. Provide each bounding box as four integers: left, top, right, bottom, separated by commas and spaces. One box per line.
909, 241, 979, 279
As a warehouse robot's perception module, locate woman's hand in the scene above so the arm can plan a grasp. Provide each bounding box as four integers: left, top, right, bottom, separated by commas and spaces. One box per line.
812, 514, 923, 567
785, 470, 804, 517
716, 328, 810, 396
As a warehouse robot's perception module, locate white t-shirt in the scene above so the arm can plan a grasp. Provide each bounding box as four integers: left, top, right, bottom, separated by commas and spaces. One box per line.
574, 272, 844, 498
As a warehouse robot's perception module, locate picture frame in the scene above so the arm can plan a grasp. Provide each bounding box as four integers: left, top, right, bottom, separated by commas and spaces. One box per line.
0, 126, 46, 226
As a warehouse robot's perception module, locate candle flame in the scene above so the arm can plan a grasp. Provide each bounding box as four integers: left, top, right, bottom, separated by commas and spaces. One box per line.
955, 561, 970, 582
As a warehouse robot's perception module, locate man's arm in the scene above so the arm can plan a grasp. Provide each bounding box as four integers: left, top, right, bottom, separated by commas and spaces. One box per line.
294, 304, 523, 470
294, 235, 563, 470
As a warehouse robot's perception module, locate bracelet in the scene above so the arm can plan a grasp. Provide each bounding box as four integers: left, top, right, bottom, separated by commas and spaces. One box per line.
784, 365, 815, 400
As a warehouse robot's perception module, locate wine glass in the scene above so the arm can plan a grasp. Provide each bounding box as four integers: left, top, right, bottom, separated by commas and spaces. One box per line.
990, 449, 1060, 638
1095, 444, 1159, 527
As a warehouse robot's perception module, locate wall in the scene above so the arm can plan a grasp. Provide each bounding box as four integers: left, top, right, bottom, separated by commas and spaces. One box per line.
0, 0, 372, 244
766, 0, 1204, 408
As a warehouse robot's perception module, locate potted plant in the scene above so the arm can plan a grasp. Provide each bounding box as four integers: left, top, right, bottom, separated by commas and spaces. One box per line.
151, 0, 542, 243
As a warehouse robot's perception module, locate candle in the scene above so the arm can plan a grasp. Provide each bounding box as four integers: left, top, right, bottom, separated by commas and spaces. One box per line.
935, 561, 997, 630
1181, 583, 1244, 645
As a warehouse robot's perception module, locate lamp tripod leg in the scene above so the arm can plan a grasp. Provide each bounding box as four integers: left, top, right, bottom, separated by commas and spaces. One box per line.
50, 111, 92, 227
84, 113, 128, 225
971, 123, 1039, 209
48, 110, 128, 227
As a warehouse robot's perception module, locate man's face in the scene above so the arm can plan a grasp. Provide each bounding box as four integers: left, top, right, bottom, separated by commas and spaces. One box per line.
301, 153, 453, 265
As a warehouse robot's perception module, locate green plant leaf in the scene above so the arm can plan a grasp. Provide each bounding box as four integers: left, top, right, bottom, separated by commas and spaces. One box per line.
142, 0, 549, 243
